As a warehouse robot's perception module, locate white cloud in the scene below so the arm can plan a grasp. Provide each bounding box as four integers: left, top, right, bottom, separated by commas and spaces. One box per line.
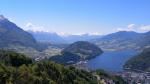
23, 22, 45, 32
88, 32, 102, 35
117, 28, 128, 31
57, 32, 102, 36
57, 32, 71, 36
116, 24, 150, 33
140, 25, 150, 31
117, 24, 136, 32
25, 22, 33, 28
127, 24, 136, 29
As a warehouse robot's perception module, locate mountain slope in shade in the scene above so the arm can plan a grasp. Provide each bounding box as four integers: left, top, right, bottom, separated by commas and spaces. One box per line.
124, 47, 150, 71
138, 31, 150, 47
28, 31, 67, 44
0, 15, 37, 48
92, 31, 150, 51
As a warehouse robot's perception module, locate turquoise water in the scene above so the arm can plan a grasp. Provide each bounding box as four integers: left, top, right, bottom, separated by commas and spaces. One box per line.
86, 50, 138, 72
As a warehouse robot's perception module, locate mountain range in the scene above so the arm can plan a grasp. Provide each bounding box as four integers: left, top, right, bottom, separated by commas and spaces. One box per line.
28, 31, 102, 44
0, 15, 150, 83
28, 31, 67, 44
62, 34, 102, 43
28, 30, 150, 51
0, 15, 150, 59
92, 31, 150, 51
4, 14, 149, 83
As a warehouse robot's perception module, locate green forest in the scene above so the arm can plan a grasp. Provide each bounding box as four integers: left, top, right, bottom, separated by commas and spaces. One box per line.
0, 50, 125, 84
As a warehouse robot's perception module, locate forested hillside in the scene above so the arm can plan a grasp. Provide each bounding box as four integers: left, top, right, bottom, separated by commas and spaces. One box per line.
124, 48, 150, 71
50, 41, 103, 65
0, 50, 125, 84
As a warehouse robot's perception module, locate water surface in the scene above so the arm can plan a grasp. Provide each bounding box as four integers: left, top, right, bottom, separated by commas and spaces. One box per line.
86, 50, 138, 72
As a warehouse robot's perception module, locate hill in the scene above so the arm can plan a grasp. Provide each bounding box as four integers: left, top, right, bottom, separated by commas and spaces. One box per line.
50, 41, 103, 65
62, 41, 103, 59
124, 48, 150, 71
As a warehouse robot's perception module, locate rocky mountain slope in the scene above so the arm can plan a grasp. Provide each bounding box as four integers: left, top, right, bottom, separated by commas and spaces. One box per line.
0, 15, 37, 48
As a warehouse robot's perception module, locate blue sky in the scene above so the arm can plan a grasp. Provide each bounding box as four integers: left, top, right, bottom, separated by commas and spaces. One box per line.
0, 0, 150, 35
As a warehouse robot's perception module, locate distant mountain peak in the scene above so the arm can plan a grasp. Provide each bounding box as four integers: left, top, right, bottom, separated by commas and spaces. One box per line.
116, 31, 137, 33
0, 15, 7, 21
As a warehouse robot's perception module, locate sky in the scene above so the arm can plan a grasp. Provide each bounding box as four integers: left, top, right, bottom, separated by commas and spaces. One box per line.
0, 0, 150, 35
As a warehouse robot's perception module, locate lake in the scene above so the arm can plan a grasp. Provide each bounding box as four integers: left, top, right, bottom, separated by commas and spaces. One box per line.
86, 50, 138, 72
